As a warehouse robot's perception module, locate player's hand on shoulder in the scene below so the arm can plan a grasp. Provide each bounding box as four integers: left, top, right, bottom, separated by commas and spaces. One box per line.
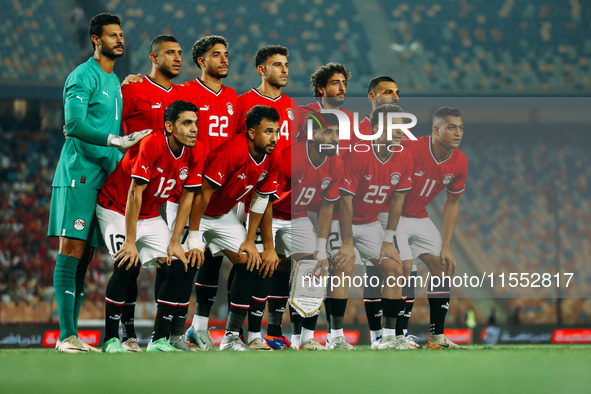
122, 73, 142, 86
239, 240, 261, 272
440, 246, 456, 276
260, 248, 279, 278
114, 241, 139, 270
379, 242, 402, 266
107, 129, 152, 149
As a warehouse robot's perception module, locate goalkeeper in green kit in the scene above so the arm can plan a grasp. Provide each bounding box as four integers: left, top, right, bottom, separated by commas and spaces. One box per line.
48, 13, 151, 353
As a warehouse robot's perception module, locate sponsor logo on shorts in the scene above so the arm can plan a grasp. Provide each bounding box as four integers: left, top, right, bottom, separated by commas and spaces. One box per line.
442, 174, 454, 185
179, 167, 189, 180
390, 172, 401, 186
227, 103, 234, 115
73, 219, 85, 231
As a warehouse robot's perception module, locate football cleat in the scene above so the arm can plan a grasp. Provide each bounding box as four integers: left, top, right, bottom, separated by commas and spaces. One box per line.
370, 334, 383, 350
264, 333, 291, 350
147, 337, 183, 352
220, 334, 250, 351
169, 335, 196, 352
121, 338, 142, 352
247, 337, 272, 351
405, 333, 421, 349
102, 337, 128, 353
300, 339, 327, 350
55, 335, 90, 353
185, 326, 215, 351
426, 334, 466, 350
328, 336, 353, 350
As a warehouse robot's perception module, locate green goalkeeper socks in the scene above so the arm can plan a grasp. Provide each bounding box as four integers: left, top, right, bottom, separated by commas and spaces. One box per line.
54, 254, 80, 341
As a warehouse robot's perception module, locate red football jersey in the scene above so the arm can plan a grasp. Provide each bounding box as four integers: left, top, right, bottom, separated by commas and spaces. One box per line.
270, 146, 292, 221
286, 141, 343, 219
202, 133, 279, 217
235, 89, 297, 152
121, 76, 182, 136
177, 78, 238, 154
98, 132, 204, 219
340, 144, 413, 224
401, 136, 468, 219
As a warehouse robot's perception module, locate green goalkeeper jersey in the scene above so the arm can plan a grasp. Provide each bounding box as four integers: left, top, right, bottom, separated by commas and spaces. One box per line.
52, 57, 123, 189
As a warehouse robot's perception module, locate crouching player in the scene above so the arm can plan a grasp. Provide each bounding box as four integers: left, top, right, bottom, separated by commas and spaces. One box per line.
334, 104, 414, 350
97, 100, 203, 352
168, 105, 281, 351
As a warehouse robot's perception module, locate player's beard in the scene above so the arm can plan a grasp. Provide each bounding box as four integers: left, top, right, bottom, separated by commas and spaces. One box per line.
325, 96, 345, 107
161, 65, 180, 80
319, 141, 338, 156
102, 44, 124, 59
268, 73, 288, 88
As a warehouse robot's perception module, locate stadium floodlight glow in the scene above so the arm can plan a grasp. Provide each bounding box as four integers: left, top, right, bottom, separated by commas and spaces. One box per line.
306, 109, 418, 141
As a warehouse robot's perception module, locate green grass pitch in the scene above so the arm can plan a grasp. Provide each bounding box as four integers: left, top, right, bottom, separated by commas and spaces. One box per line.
1, 345, 590, 393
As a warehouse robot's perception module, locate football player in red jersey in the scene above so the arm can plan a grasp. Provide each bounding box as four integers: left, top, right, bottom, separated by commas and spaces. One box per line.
114, 34, 185, 352
167, 36, 240, 350
398, 107, 468, 349
330, 104, 413, 350
234, 45, 298, 350
168, 105, 281, 351
96, 100, 203, 352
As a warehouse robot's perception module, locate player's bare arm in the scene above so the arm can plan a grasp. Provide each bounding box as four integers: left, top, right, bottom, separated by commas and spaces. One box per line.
333, 194, 356, 269
441, 193, 461, 276
313, 199, 335, 276
114, 179, 147, 270
186, 179, 217, 267
259, 200, 279, 278
240, 192, 269, 271
378, 191, 406, 266
167, 187, 197, 268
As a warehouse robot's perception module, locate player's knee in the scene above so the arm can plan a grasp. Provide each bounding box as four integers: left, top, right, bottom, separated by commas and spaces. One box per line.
59, 238, 86, 260
378, 259, 403, 278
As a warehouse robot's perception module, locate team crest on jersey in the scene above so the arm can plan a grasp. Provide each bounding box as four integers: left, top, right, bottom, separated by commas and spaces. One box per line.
287, 108, 294, 120
227, 103, 234, 115
258, 170, 268, 182
390, 172, 401, 186
73, 219, 85, 231
442, 173, 454, 185
179, 167, 189, 181
321, 178, 331, 190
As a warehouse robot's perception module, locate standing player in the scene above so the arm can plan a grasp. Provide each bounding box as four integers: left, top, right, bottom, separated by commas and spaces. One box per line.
168, 36, 239, 350
115, 34, 184, 352
97, 100, 203, 352
397, 107, 468, 349
332, 104, 414, 350
234, 45, 297, 349
48, 13, 150, 353
168, 105, 281, 351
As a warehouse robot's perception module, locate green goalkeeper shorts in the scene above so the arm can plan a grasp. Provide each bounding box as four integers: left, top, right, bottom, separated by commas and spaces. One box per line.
48, 186, 105, 248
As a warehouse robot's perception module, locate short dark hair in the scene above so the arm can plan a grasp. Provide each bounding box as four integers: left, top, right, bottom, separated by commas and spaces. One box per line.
255, 45, 288, 67
245, 105, 280, 130
164, 100, 198, 124
368, 76, 396, 94
192, 35, 228, 68
310, 63, 351, 97
306, 112, 339, 131
150, 35, 178, 55
370, 103, 404, 129
433, 107, 462, 126
89, 13, 121, 49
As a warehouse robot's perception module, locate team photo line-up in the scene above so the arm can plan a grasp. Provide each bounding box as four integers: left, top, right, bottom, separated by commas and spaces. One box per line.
49, 12, 467, 353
